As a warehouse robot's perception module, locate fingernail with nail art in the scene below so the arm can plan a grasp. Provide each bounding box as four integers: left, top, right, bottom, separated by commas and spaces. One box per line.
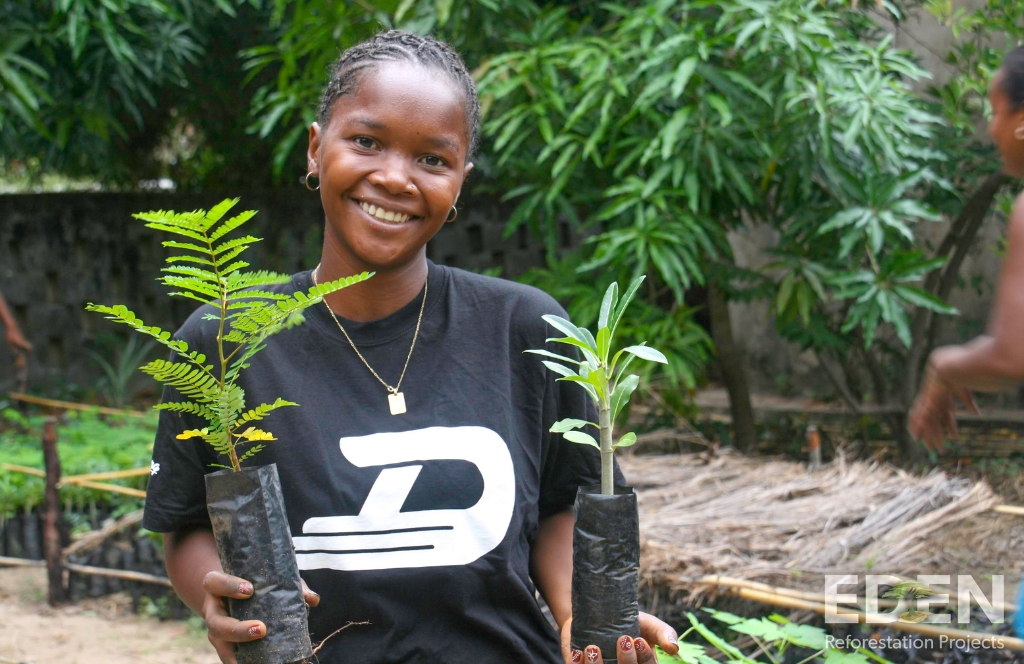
238, 582, 253, 595
571, 651, 583, 663
248, 625, 262, 637
620, 636, 633, 651
635, 639, 647, 652
586, 648, 599, 663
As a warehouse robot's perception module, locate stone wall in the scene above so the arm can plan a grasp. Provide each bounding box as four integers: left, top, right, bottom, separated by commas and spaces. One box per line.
0, 191, 570, 394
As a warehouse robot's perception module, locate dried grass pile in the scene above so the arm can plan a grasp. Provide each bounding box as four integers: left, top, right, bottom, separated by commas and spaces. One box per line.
620, 449, 998, 600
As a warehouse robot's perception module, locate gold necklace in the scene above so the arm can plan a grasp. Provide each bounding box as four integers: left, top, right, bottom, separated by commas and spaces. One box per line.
312, 265, 427, 415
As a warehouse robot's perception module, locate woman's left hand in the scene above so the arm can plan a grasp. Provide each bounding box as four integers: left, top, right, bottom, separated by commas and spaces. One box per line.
560, 613, 679, 663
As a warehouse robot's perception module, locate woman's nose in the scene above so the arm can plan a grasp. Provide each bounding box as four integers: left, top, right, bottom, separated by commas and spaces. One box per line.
367, 154, 415, 195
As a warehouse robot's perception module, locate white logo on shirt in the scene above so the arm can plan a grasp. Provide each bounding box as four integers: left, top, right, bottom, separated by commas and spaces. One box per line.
293, 426, 515, 571
150, 460, 161, 476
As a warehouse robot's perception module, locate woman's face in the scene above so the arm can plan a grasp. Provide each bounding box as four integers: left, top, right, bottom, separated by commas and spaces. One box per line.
307, 62, 473, 272
987, 71, 1024, 178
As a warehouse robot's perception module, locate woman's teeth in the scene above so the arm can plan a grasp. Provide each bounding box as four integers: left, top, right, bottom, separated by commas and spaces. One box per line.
359, 201, 411, 224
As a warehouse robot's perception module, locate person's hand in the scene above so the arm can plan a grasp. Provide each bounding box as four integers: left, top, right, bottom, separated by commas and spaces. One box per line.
201, 571, 320, 664
560, 613, 679, 663
908, 361, 977, 452
5, 326, 32, 353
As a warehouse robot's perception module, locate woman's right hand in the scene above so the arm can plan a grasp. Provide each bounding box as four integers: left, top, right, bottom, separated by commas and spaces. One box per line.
202, 571, 265, 664
201, 571, 321, 664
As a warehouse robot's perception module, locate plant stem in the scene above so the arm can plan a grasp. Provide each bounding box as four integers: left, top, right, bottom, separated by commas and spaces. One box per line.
207, 228, 241, 473
599, 397, 613, 495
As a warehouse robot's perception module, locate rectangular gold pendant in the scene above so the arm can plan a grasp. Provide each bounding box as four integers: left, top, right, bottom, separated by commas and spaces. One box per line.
388, 392, 407, 415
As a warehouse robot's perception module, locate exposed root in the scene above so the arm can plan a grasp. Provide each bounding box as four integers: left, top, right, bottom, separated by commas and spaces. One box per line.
310, 620, 371, 661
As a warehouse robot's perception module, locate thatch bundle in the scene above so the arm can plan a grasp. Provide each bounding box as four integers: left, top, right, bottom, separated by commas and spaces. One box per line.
621, 450, 998, 601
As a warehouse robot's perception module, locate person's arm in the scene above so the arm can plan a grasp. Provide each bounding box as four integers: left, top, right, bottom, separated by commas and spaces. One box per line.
0, 289, 32, 352
931, 191, 1024, 390
531, 509, 678, 663
531, 509, 574, 629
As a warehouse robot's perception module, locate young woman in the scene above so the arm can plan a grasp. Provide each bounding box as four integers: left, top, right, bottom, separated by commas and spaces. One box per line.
144, 31, 679, 664
909, 46, 1024, 449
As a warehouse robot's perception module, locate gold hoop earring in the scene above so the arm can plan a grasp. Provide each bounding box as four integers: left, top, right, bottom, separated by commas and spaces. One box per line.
1016, 126, 1024, 141
446, 206, 458, 223
305, 172, 320, 191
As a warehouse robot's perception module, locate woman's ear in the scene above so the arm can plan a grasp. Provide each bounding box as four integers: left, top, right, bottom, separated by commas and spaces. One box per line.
461, 161, 474, 184
307, 122, 323, 175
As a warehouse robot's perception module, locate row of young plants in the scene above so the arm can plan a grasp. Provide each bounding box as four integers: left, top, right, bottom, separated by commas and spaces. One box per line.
0, 408, 153, 518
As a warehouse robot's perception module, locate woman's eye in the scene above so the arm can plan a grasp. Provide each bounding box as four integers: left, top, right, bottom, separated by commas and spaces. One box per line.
421, 155, 446, 167
354, 137, 377, 149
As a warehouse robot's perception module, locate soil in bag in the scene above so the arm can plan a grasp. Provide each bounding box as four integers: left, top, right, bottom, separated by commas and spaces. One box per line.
570, 485, 640, 663
206, 464, 313, 664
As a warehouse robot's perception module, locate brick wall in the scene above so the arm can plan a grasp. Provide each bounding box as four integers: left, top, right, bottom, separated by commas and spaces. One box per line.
0, 191, 574, 394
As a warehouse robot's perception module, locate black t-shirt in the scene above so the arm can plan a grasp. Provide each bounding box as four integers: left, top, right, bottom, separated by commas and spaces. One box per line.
143, 261, 612, 663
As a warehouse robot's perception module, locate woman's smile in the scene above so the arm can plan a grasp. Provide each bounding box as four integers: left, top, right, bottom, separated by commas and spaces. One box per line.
353, 198, 416, 225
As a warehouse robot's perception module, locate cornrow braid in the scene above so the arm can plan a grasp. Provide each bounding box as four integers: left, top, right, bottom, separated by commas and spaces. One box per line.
317, 30, 481, 157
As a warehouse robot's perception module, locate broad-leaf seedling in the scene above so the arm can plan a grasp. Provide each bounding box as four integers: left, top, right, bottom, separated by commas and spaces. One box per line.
528, 275, 667, 494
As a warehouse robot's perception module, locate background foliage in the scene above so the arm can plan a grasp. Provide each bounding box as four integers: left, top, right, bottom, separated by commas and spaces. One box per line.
5, 0, 1021, 456
0, 409, 154, 517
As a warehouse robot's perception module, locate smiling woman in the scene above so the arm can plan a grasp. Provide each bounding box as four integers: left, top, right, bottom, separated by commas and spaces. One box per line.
144, 30, 678, 664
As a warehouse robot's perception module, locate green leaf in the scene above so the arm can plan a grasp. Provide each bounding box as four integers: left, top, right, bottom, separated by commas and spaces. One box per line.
597, 327, 610, 362
563, 430, 599, 448
622, 345, 668, 364
550, 418, 594, 433
610, 374, 639, 421
598, 282, 619, 330
671, 57, 699, 99
611, 276, 645, 338
614, 432, 637, 449
706, 94, 733, 126
525, 349, 581, 365
542, 315, 595, 352
541, 360, 576, 379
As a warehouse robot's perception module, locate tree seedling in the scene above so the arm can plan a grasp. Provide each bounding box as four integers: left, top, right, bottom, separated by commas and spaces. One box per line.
86, 198, 371, 471
528, 275, 668, 494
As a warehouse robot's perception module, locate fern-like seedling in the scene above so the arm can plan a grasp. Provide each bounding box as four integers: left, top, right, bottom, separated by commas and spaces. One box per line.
86, 198, 371, 471
526, 276, 668, 495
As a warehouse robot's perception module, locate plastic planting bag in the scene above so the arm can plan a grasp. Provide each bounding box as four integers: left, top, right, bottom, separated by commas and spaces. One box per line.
570, 485, 641, 662
206, 464, 313, 664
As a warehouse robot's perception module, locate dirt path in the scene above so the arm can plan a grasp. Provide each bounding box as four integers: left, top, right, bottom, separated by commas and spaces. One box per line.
0, 567, 219, 664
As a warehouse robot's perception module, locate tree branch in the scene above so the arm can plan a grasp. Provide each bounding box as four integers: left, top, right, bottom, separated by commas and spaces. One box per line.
903, 171, 1008, 403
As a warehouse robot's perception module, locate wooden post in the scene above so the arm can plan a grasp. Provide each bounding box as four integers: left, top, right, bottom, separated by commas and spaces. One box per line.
806, 424, 821, 471
41, 417, 66, 605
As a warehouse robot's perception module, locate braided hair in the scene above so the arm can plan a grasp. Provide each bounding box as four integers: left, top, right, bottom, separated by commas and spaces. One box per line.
317, 30, 480, 158
1000, 45, 1024, 111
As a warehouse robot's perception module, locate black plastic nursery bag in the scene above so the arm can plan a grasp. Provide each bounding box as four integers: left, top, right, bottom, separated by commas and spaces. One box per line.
206, 464, 312, 664
570, 485, 641, 662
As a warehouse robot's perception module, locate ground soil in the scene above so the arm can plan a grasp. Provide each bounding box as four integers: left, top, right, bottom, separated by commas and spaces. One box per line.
0, 566, 218, 664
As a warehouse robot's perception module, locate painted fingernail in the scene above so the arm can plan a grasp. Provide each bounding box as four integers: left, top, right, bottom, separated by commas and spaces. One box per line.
586, 647, 600, 663
571, 651, 583, 663
238, 582, 253, 596
635, 639, 647, 652
620, 636, 633, 651
248, 625, 262, 637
